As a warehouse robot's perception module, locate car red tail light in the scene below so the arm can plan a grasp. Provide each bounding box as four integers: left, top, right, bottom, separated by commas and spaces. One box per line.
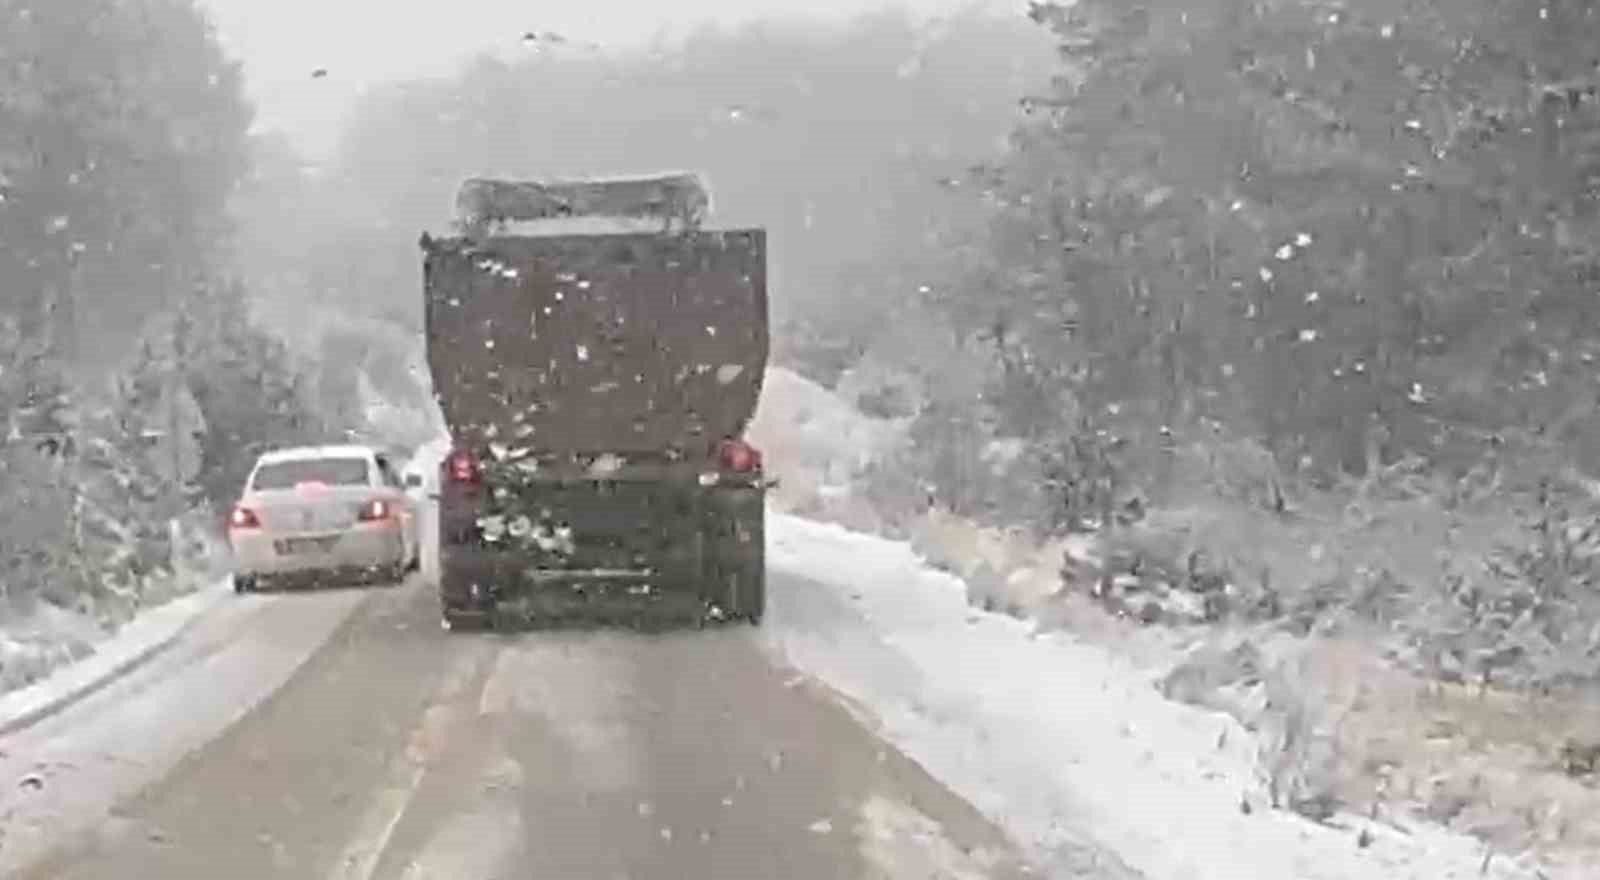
228, 506, 261, 530
443, 448, 481, 485
357, 499, 393, 522
716, 437, 762, 473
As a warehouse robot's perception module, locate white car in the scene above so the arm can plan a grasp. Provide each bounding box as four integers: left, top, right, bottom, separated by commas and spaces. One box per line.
227, 444, 420, 592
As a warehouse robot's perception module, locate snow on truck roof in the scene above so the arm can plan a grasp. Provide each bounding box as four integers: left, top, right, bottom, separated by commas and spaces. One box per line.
254, 444, 380, 464
451, 173, 712, 234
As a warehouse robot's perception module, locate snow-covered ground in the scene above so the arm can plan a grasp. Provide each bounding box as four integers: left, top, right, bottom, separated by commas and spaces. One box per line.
0, 583, 230, 734
0, 531, 228, 704
762, 512, 1561, 880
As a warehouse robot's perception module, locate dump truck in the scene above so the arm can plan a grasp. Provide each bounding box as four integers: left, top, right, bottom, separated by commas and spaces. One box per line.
420, 173, 769, 630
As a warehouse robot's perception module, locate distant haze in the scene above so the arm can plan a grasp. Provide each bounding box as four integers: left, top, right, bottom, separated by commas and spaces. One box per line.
197, 0, 1010, 157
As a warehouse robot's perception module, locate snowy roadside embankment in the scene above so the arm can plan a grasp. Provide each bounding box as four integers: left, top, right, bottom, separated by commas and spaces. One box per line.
0, 580, 230, 734
0, 522, 228, 702
764, 513, 1557, 880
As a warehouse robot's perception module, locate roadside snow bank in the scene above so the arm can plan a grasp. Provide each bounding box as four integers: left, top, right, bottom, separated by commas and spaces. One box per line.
749, 367, 908, 483
765, 513, 1558, 880
0, 520, 227, 700
748, 366, 909, 526
0, 604, 104, 696
0, 580, 230, 734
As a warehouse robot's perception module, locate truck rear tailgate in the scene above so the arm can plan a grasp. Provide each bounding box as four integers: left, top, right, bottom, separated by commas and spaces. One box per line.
422, 230, 768, 457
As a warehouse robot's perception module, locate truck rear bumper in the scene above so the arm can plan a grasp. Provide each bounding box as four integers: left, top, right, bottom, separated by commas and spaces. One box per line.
439, 547, 716, 625
436, 484, 765, 627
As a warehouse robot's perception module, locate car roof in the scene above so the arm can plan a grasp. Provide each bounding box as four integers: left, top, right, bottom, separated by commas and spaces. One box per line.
254, 444, 380, 465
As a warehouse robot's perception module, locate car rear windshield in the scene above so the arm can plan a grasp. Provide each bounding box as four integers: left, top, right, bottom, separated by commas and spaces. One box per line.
251, 457, 372, 490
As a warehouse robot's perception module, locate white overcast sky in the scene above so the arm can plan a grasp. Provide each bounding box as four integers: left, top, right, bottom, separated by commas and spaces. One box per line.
197, 0, 1005, 156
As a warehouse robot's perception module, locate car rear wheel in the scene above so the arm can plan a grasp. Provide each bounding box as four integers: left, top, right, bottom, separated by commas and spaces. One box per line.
233, 573, 257, 594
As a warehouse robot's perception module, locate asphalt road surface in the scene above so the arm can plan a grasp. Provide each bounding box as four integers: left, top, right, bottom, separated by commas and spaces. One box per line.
2, 576, 1040, 879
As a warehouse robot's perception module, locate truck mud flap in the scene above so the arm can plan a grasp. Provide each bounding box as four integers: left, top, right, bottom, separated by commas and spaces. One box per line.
702, 489, 765, 624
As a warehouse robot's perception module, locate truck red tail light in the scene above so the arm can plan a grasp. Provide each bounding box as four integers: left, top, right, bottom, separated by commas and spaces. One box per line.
443, 448, 481, 485
716, 437, 762, 473
228, 506, 261, 530
357, 499, 393, 522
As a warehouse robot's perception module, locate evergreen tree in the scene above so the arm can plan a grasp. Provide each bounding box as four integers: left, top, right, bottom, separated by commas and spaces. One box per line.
927, 0, 1600, 491
0, 0, 251, 609
180, 279, 322, 512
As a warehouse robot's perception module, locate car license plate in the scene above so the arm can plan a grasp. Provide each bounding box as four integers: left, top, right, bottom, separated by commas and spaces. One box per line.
275, 537, 336, 555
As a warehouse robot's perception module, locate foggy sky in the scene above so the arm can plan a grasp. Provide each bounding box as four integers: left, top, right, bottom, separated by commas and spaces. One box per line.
197, 0, 999, 157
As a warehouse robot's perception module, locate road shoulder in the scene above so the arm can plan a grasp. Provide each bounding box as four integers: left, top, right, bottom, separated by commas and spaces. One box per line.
0, 581, 231, 737
0, 583, 375, 878
764, 512, 1556, 880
